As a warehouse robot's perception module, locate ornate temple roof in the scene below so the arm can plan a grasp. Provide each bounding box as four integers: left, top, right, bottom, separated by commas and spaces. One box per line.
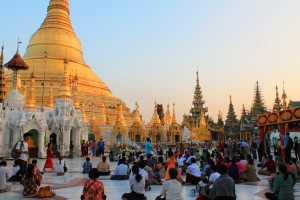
273, 85, 282, 112
4, 50, 29, 71
250, 81, 267, 116
224, 95, 240, 134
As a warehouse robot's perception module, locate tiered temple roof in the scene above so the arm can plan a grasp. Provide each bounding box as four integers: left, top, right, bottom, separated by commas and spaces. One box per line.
224, 95, 240, 136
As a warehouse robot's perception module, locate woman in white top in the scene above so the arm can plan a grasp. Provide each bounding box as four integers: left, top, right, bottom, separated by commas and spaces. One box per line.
56, 157, 65, 176
158, 168, 183, 200
122, 165, 145, 200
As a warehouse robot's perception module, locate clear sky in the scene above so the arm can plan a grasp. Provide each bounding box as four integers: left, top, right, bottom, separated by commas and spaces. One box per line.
1, 0, 300, 123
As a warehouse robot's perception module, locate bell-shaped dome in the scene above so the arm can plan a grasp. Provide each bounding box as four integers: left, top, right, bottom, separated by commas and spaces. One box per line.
5, 90, 25, 110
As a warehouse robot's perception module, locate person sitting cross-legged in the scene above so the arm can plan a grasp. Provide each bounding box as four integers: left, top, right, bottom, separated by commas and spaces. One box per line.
258, 155, 276, 176
186, 158, 201, 185
156, 168, 183, 200
110, 157, 130, 180
83, 157, 93, 174
208, 164, 236, 200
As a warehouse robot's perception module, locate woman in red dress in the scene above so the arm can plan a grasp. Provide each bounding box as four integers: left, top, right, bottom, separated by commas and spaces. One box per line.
43, 143, 55, 171
81, 140, 86, 157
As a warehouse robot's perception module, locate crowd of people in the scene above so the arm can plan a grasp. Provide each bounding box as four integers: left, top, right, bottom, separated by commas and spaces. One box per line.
0, 132, 299, 199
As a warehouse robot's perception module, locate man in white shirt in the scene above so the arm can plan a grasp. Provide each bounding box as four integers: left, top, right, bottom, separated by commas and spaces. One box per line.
110, 158, 130, 180
186, 152, 196, 164
15, 132, 30, 180
186, 158, 201, 185
0, 161, 10, 193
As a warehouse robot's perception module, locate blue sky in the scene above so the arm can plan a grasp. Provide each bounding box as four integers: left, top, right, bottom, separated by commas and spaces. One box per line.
1, 0, 300, 122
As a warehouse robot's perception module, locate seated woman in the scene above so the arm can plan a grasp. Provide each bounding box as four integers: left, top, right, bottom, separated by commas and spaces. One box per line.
241, 158, 260, 182
291, 158, 300, 181
265, 164, 294, 200
56, 157, 65, 176
122, 165, 146, 200
258, 155, 276, 176
82, 168, 106, 200
97, 156, 110, 176
228, 157, 240, 183
186, 158, 201, 185
155, 156, 166, 180
144, 160, 162, 185
158, 168, 183, 200
110, 157, 130, 180
22, 164, 41, 198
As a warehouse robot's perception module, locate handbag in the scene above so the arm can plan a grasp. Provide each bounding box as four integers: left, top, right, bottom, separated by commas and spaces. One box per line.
38, 186, 54, 198
155, 195, 166, 200
64, 164, 68, 172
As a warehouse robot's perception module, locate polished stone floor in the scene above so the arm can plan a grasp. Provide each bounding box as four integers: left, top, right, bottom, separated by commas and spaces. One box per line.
1, 156, 300, 200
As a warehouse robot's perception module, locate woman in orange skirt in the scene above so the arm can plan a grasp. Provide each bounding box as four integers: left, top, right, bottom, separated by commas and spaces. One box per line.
165, 151, 176, 180
43, 143, 55, 171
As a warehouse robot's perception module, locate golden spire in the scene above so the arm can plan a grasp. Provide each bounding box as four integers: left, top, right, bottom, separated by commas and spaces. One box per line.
150, 101, 161, 126
273, 85, 281, 112
26, 70, 36, 109
23, 80, 27, 101
115, 103, 126, 126
72, 72, 80, 109
282, 82, 287, 110
164, 103, 172, 125
171, 103, 177, 124
100, 103, 107, 125
58, 58, 71, 99
133, 102, 142, 125
218, 110, 222, 121
81, 102, 88, 123
48, 81, 54, 108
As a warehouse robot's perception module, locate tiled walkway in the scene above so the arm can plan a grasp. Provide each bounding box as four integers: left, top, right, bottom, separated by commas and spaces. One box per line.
1, 157, 300, 199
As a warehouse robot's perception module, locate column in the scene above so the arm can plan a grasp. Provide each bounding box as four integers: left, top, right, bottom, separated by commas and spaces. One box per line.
278, 123, 285, 160
259, 126, 266, 154
39, 130, 46, 158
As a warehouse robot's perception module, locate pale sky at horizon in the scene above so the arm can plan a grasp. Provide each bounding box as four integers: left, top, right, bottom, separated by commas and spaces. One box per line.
1, 0, 300, 123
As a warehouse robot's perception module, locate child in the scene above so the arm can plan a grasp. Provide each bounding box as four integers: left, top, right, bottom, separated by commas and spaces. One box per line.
0, 161, 10, 193
32, 159, 41, 175
83, 157, 92, 174
9, 159, 21, 182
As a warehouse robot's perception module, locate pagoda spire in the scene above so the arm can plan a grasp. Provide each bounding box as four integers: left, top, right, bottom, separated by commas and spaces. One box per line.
58, 58, 71, 99
23, 81, 27, 101
0, 44, 7, 103
190, 70, 207, 118
242, 104, 247, 117
273, 85, 281, 112
250, 81, 267, 116
115, 103, 126, 126
48, 81, 54, 108
133, 102, 142, 125
26, 70, 36, 109
164, 103, 172, 125
171, 103, 177, 124
218, 110, 222, 121
224, 95, 239, 132
150, 101, 161, 126
282, 83, 287, 110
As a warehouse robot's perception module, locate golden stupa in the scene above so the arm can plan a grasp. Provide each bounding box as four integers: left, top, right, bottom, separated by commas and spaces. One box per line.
6, 0, 134, 126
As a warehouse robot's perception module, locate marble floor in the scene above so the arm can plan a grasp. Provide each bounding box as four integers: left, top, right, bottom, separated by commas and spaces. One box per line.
1, 157, 300, 200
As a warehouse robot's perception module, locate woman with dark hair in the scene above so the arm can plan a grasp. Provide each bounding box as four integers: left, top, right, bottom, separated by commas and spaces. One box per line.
165, 151, 176, 180
241, 158, 260, 182
291, 157, 300, 181
157, 168, 183, 200
22, 164, 41, 198
228, 157, 240, 183
97, 156, 110, 176
265, 164, 294, 200
122, 165, 146, 200
82, 168, 105, 200
43, 143, 54, 172
56, 157, 65, 176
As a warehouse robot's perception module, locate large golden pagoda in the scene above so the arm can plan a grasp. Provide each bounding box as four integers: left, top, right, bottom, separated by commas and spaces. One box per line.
6, 0, 134, 127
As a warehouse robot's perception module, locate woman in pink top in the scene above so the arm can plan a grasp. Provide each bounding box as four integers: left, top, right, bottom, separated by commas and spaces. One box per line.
236, 157, 246, 175
284, 158, 292, 173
